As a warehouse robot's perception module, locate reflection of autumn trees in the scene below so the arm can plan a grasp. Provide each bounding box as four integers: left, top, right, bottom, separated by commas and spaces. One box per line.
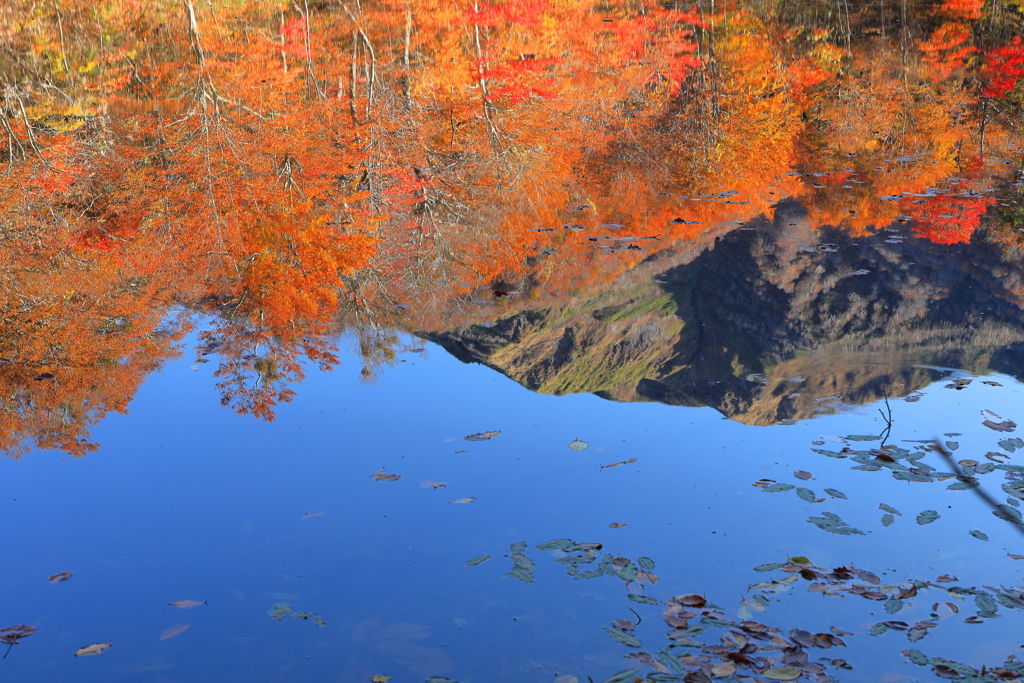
3, 0, 1024, 455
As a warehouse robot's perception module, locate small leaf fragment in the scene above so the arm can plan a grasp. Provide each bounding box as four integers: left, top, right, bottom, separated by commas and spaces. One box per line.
466, 555, 490, 567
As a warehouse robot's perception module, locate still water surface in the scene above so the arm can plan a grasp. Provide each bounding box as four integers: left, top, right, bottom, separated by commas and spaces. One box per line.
4, 338, 1024, 682
6, 0, 1024, 681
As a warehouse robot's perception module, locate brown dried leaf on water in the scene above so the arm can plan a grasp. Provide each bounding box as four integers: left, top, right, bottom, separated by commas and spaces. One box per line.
371, 677, 392, 683
160, 624, 190, 641
983, 410, 1017, 432
48, 572, 72, 583
854, 568, 881, 584
609, 523, 627, 528
601, 459, 637, 469
752, 479, 777, 488
983, 381, 1003, 387
985, 451, 1011, 463
371, 471, 401, 481
936, 574, 958, 583
419, 481, 447, 489
790, 628, 815, 648
465, 431, 500, 441
794, 470, 813, 480
0, 625, 38, 645
74, 641, 111, 656
674, 594, 707, 607
300, 511, 325, 519
611, 619, 635, 632
168, 600, 207, 609
1008, 554, 1024, 560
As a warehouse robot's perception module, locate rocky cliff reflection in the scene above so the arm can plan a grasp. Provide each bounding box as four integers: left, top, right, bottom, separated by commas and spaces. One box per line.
430, 205, 1024, 425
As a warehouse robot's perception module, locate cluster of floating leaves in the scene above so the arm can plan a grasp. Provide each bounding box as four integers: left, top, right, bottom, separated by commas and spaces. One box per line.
266, 603, 325, 628
461, 522, 1024, 683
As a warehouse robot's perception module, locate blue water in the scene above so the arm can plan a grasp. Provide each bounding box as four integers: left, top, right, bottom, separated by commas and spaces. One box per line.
3, 336, 1023, 682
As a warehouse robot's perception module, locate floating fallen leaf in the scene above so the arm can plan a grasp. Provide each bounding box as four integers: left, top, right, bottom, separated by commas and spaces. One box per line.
711, 661, 737, 677
449, 497, 476, 504
796, 487, 816, 502
916, 510, 939, 525
609, 523, 626, 528
74, 641, 111, 657
0, 624, 37, 649
600, 669, 640, 683
568, 439, 589, 451
300, 511, 325, 519
969, 530, 989, 541
464, 431, 500, 441
605, 627, 641, 647
160, 624, 190, 641
763, 666, 801, 680
936, 574, 958, 583
267, 603, 292, 620
1008, 554, 1024, 560
984, 419, 1017, 432
48, 572, 72, 583
466, 555, 490, 567
371, 471, 401, 481
601, 459, 636, 469
371, 677, 392, 683
419, 481, 447, 489
294, 612, 325, 627
794, 470, 813, 480
168, 600, 207, 608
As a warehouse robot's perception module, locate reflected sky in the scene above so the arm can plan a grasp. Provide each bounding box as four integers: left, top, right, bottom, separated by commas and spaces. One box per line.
3, 336, 1024, 682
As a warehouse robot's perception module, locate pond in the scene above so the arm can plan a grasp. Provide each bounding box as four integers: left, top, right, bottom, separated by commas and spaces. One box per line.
4, 2, 1024, 683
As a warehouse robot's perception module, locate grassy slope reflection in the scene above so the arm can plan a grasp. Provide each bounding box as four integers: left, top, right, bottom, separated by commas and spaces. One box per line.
429, 210, 1024, 425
